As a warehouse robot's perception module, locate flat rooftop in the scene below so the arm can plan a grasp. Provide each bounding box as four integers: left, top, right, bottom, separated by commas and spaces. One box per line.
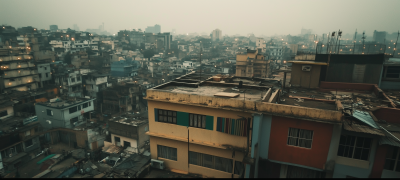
161, 85, 267, 102
109, 112, 148, 126
36, 97, 95, 109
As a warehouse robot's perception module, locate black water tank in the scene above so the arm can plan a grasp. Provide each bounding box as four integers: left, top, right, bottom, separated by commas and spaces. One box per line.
239, 81, 243, 88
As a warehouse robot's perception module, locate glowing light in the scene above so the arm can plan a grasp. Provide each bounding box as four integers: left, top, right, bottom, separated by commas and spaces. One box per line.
8, 83, 11, 85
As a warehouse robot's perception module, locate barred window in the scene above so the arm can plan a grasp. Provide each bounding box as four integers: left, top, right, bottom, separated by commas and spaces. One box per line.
384, 146, 400, 172
157, 145, 177, 161
189, 114, 206, 129
287, 128, 313, 149
158, 109, 177, 124
337, 135, 371, 161
189, 151, 233, 173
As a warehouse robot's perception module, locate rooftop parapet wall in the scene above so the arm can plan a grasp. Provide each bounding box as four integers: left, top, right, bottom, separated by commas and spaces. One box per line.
146, 89, 342, 123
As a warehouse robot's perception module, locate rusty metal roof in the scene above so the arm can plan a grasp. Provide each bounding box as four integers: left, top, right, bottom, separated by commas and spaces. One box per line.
380, 136, 400, 147
352, 110, 379, 129
343, 119, 385, 136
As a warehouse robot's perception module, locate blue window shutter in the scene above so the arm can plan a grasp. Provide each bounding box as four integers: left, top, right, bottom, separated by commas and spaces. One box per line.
154, 108, 158, 122
177, 112, 189, 126
206, 116, 214, 130
217, 117, 221, 132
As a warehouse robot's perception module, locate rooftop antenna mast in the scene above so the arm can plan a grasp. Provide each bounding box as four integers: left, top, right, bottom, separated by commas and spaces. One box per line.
362, 31, 366, 53
393, 30, 399, 56
353, 29, 357, 54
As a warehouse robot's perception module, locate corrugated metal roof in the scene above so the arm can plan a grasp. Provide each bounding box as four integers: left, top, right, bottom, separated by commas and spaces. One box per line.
343, 119, 385, 136
352, 110, 379, 129
380, 136, 400, 147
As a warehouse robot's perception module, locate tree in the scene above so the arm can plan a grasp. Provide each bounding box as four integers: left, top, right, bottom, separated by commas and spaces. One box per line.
64, 52, 72, 64
143, 49, 156, 60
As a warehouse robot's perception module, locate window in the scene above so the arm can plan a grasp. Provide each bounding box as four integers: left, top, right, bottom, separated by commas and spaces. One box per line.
384, 146, 400, 172
189, 151, 233, 173
158, 109, 177, 124
25, 139, 33, 147
83, 103, 88, 108
189, 114, 206, 129
78, 105, 81, 110
115, 136, 120, 142
46, 73, 48, 77
337, 135, 371, 161
47, 109, 53, 116
157, 145, 177, 161
385, 66, 400, 79
44, 67, 47, 70
69, 106, 77, 114
71, 78, 75, 82
89, 102, 91, 106
25, 130, 31, 136
287, 128, 314, 148
216, 117, 248, 137
39, 74, 42, 78
77, 76, 81, 81
0, 110, 8, 117
234, 161, 244, 175
145, 126, 149, 132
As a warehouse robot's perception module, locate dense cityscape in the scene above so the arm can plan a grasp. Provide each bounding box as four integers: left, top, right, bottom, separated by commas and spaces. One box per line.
0, 0, 400, 178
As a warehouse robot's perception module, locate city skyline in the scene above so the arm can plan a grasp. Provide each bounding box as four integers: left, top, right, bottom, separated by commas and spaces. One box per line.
1, 0, 400, 36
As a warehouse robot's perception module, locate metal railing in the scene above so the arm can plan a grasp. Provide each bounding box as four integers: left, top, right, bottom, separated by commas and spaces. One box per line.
316, 44, 386, 54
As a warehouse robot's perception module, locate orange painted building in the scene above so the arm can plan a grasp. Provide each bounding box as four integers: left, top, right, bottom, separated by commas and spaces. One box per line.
268, 116, 334, 170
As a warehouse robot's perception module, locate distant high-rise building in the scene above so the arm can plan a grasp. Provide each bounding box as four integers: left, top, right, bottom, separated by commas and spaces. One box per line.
145, 24, 161, 34
373, 30, 387, 43
211, 29, 222, 41
301, 28, 312, 35
73, 24, 80, 31
49, 25, 58, 31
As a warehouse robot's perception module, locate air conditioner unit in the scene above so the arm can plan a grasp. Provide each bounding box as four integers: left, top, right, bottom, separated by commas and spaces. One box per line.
151, 159, 165, 170
302, 65, 312, 71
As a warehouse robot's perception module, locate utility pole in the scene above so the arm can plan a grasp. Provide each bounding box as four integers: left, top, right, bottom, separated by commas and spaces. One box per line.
199, 41, 202, 83
337, 30, 342, 54
353, 29, 357, 54
393, 31, 400, 56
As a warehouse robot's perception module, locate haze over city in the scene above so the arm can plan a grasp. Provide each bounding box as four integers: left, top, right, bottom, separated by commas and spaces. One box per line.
1, 0, 400, 36
1, 0, 400, 178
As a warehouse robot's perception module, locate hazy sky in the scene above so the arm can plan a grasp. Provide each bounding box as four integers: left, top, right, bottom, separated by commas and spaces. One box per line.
1, 0, 399, 36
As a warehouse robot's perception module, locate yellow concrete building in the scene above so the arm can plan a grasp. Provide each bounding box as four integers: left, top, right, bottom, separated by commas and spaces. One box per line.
236, 49, 271, 78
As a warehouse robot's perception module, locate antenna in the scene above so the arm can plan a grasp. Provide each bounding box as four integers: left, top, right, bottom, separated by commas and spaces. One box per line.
362, 31, 366, 53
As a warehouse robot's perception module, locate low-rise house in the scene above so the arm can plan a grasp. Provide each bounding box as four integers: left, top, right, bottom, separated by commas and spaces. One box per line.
107, 114, 149, 154
35, 97, 95, 131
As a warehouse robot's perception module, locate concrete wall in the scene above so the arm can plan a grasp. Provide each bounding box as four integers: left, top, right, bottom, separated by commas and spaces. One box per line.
381, 170, 400, 178
146, 90, 342, 123
150, 136, 242, 178
137, 123, 149, 153
380, 81, 400, 90
290, 64, 321, 88
23, 137, 40, 153
111, 134, 138, 153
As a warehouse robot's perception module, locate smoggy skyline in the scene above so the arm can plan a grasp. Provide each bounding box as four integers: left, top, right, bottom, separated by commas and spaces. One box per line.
1, 0, 399, 36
